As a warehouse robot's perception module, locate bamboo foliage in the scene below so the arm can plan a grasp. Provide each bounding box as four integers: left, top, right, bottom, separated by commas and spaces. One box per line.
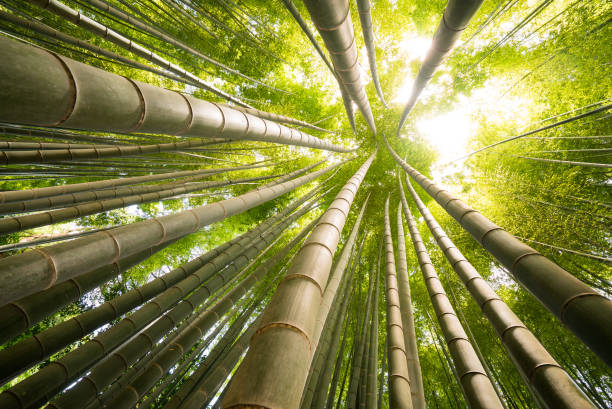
401, 190, 504, 409
383, 196, 414, 409
302, 0, 377, 134
385, 135, 612, 367
0, 36, 353, 153
355, 0, 387, 107
403, 176, 595, 409
396, 181, 426, 409
398, 0, 484, 131
221, 150, 376, 409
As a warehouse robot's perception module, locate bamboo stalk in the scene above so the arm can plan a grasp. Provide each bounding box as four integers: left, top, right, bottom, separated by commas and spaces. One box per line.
356, 0, 387, 107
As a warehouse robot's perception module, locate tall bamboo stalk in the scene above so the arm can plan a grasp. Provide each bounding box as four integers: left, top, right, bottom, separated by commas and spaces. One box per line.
221, 151, 376, 409
356, 0, 387, 107
221, 104, 335, 134
365, 242, 382, 409
404, 176, 595, 408
302, 0, 376, 134
385, 135, 612, 367
383, 196, 414, 409
0, 36, 353, 153
0, 160, 344, 306
402, 191, 504, 409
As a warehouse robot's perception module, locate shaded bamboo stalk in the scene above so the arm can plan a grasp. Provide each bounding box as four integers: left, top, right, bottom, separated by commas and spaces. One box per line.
356, 0, 387, 107
0, 36, 353, 153
385, 135, 612, 367
221, 150, 376, 409
383, 196, 414, 409
0, 160, 344, 306
365, 242, 382, 409
302, 0, 376, 134
404, 176, 595, 409
402, 191, 504, 409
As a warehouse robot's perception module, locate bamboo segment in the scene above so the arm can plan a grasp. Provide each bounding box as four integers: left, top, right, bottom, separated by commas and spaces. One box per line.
221, 150, 376, 409
397, 180, 426, 409
385, 136, 612, 367
0, 160, 344, 306
0, 36, 353, 152
401, 193, 504, 409
398, 0, 484, 131
365, 244, 382, 409
383, 196, 414, 409
302, 0, 376, 134
404, 176, 595, 409
0, 174, 276, 235
356, 0, 387, 107
221, 104, 335, 134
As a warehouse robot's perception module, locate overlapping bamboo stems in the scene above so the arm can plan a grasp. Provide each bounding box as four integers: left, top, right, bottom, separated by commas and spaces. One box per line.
397, 178, 426, 409
0, 174, 279, 235
359, 296, 372, 409
301, 196, 370, 409
302, 0, 376, 134
347, 260, 376, 409
398, 0, 484, 131
365, 243, 382, 409
0, 37, 353, 154
377, 330, 387, 409
0, 161, 265, 204
31, 0, 251, 107
383, 196, 414, 409
222, 151, 376, 409
0, 158, 345, 306
0, 9, 194, 86
324, 298, 354, 409
402, 192, 504, 409
356, 0, 387, 107
18, 193, 323, 409
404, 176, 595, 408
385, 136, 612, 367
221, 104, 335, 134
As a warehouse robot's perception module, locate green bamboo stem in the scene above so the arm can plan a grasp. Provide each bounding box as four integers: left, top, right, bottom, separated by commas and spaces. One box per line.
385, 136, 612, 367
324, 296, 353, 409
221, 151, 376, 409
402, 191, 504, 409
383, 196, 414, 409
355, 0, 387, 107
302, 0, 376, 134
365, 243, 382, 409
220, 104, 335, 134
0, 160, 344, 307
404, 176, 595, 408
0, 36, 353, 152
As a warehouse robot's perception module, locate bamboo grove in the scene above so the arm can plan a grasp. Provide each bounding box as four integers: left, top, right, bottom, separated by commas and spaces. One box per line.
0, 0, 610, 408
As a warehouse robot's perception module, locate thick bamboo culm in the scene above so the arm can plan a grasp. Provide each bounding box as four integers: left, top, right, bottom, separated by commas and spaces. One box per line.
398, 0, 484, 131
0, 160, 345, 306
396, 179, 426, 409
403, 176, 595, 408
302, 0, 376, 134
385, 136, 612, 367
0, 36, 353, 153
382, 196, 414, 409
401, 190, 504, 409
221, 150, 376, 409
356, 0, 387, 107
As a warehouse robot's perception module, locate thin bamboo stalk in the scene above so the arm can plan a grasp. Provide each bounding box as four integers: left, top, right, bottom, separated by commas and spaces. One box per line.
365, 242, 382, 409
356, 0, 387, 107
385, 136, 612, 367
221, 151, 376, 409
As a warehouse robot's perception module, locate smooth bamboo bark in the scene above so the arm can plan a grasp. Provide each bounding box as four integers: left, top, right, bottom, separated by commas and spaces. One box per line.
0, 36, 353, 153
0, 160, 344, 306
398, 0, 484, 131
365, 243, 382, 409
402, 192, 504, 409
221, 151, 376, 409
385, 136, 612, 367
356, 0, 387, 107
222, 104, 335, 134
383, 196, 414, 409
302, 0, 376, 134
404, 176, 595, 409
397, 179, 426, 409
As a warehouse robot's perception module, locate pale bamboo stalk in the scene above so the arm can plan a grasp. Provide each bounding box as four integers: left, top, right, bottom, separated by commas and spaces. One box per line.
404, 176, 595, 409
0, 36, 354, 153
365, 242, 382, 409
356, 0, 387, 107
385, 135, 612, 367
383, 196, 414, 409
221, 151, 376, 409
220, 104, 335, 134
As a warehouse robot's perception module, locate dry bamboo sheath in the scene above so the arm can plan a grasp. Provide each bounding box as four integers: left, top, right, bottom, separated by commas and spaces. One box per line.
383, 196, 414, 409
385, 137, 612, 368
222, 150, 376, 409
0, 159, 345, 307
0, 36, 352, 153
400, 193, 504, 409
403, 176, 595, 408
